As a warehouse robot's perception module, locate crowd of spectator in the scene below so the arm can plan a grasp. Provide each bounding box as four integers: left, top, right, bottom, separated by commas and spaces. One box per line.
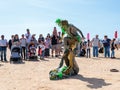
0, 27, 62, 62
0, 28, 120, 62
78, 34, 119, 59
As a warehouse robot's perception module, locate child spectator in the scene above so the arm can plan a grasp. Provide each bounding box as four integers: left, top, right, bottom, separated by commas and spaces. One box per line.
44, 36, 51, 58
38, 41, 45, 60
30, 44, 36, 55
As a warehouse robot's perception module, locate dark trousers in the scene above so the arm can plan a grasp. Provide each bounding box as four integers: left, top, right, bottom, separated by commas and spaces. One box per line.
0, 46, 7, 61
45, 48, 50, 56
21, 47, 26, 59
86, 48, 90, 58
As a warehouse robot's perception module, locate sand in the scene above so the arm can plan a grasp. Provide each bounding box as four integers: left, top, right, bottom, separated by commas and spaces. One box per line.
0, 49, 120, 90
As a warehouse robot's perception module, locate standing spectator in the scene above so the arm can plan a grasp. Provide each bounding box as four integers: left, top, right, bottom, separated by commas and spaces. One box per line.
38, 41, 45, 60
57, 31, 62, 56
25, 28, 31, 39
0, 35, 8, 62
29, 44, 36, 56
12, 34, 20, 46
111, 38, 116, 58
20, 34, 27, 60
51, 27, 59, 57
47, 33, 51, 38
47, 33, 52, 48
38, 34, 44, 43
86, 39, 91, 58
44, 36, 51, 58
25, 35, 31, 59
102, 35, 111, 58
8, 35, 14, 50
91, 35, 100, 57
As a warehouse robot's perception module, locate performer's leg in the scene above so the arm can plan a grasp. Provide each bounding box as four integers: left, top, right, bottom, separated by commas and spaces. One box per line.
73, 58, 79, 75
58, 49, 69, 68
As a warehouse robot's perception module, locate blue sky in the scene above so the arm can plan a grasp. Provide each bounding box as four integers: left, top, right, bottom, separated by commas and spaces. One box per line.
0, 0, 120, 40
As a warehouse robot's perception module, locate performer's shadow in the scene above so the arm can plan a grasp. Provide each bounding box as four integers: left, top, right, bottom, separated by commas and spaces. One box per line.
69, 74, 111, 89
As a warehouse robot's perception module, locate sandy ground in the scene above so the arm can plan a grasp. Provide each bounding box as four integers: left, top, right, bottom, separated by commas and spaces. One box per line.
0, 49, 120, 90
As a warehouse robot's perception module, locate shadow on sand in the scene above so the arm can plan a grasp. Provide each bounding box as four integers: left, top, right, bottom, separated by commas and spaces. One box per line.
10, 61, 25, 64
27, 58, 49, 62
0, 64, 4, 66
69, 74, 111, 89
40, 59, 49, 61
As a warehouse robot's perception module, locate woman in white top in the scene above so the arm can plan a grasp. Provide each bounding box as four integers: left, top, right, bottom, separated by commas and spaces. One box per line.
20, 34, 27, 60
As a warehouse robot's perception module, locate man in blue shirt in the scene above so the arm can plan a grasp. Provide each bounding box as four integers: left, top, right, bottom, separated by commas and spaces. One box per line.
102, 35, 111, 58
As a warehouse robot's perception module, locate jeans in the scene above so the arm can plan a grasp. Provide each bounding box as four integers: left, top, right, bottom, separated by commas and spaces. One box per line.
0, 46, 7, 61
93, 46, 98, 57
111, 49, 115, 57
104, 46, 110, 57
41, 50, 45, 59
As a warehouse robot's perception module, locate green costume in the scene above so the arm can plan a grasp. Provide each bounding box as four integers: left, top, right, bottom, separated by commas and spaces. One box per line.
49, 19, 85, 80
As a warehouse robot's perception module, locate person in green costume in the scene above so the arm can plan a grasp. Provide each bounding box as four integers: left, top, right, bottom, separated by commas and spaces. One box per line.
49, 19, 85, 80
56, 18, 85, 74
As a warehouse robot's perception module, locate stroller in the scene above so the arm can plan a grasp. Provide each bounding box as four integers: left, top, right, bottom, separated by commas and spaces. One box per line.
27, 42, 38, 60
10, 45, 22, 63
